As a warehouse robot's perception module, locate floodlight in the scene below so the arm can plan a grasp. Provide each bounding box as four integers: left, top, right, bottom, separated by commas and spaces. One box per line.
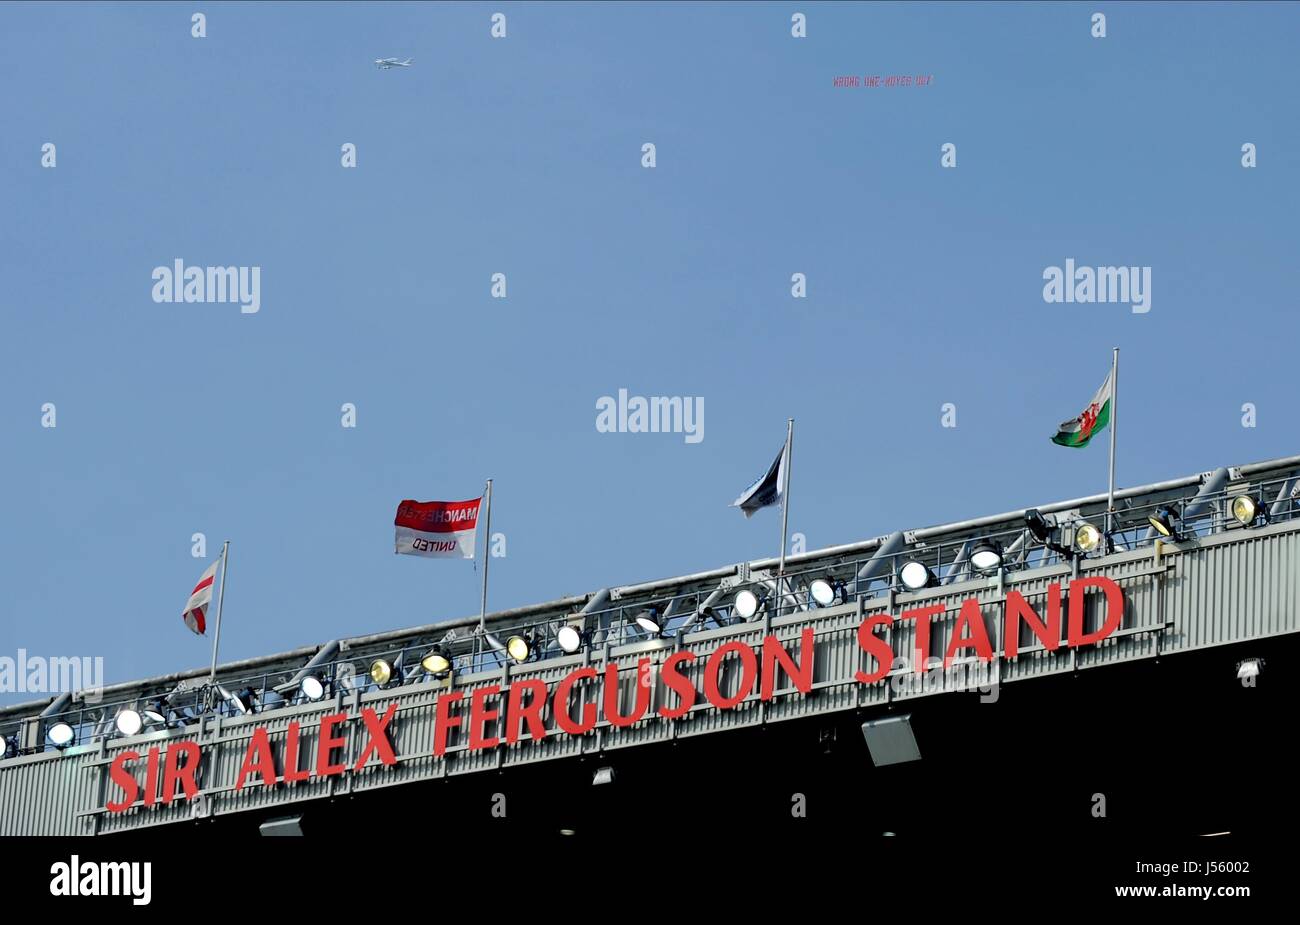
0, 736, 16, 760
1230, 495, 1264, 528
809, 577, 846, 608
556, 624, 584, 654
370, 658, 397, 686
968, 540, 1003, 573
48, 722, 75, 748
1236, 658, 1263, 681
506, 634, 533, 663
300, 675, 326, 700
1024, 508, 1051, 543
420, 647, 452, 676
899, 559, 936, 591
1074, 522, 1103, 554
143, 700, 169, 725
229, 687, 257, 715
1148, 506, 1180, 540
592, 766, 615, 786
115, 709, 143, 737
634, 608, 662, 635
733, 589, 761, 619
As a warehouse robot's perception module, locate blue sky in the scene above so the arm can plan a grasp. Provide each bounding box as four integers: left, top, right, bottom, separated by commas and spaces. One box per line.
1, 1, 1297, 701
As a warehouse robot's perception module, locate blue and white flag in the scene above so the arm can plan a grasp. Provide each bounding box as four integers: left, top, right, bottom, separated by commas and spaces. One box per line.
731, 441, 788, 518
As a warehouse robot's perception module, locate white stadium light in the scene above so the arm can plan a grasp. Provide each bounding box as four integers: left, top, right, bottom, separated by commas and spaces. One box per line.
634, 609, 662, 635
733, 589, 760, 620
114, 709, 143, 737
228, 688, 256, 715
48, 722, 75, 748
899, 560, 935, 591
556, 624, 584, 654
300, 675, 326, 701
968, 540, 1003, 573
809, 578, 838, 607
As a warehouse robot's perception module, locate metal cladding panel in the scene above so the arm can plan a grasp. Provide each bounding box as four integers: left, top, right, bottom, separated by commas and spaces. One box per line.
0, 749, 98, 836
4, 520, 1300, 834
1167, 523, 1300, 649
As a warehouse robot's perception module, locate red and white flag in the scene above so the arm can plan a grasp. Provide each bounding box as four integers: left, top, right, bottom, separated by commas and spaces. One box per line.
395, 498, 481, 559
183, 556, 221, 635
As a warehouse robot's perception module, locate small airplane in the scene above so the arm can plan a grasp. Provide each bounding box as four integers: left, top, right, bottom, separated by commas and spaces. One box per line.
375, 57, 413, 69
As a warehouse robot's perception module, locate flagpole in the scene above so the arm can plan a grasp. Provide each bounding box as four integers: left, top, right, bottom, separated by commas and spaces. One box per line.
776, 418, 793, 612
478, 479, 492, 631
207, 541, 229, 707
1107, 347, 1119, 535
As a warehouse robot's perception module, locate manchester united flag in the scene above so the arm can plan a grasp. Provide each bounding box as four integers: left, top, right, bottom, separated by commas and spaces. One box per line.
394, 498, 482, 558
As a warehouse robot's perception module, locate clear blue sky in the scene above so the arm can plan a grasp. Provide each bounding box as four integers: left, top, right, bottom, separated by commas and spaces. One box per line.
2, 1, 1297, 702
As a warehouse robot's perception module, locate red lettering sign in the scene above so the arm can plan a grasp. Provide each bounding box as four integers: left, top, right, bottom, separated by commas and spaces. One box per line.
103, 578, 1125, 813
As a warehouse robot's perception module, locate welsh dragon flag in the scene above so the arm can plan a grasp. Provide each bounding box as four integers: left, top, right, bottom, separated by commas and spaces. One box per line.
1052, 369, 1113, 448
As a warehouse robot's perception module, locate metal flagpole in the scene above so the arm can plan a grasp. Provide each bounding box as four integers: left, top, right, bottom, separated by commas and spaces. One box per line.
1107, 347, 1119, 535
776, 419, 793, 612
206, 541, 229, 708
478, 479, 493, 631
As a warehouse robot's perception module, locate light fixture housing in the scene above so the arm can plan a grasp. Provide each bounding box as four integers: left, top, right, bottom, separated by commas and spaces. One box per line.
506, 634, 533, 663
968, 540, 1003, 574
370, 658, 396, 687
115, 709, 143, 737
1024, 508, 1052, 543
420, 647, 452, 676
808, 578, 845, 608
0, 736, 15, 760
634, 608, 662, 635
1230, 494, 1265, 528
229, 687, 257, 715
143, 700, 169, 726
898, 559, 936, 591
1074, 522, 1103, 554
1148, 506, 1180, 540
556, 623, 584, 654
1236, 658, 1263, 681
733, 589, 761, 620
48, 722, 75, 748
592, 766, 615, 786
300, 675, 326, 701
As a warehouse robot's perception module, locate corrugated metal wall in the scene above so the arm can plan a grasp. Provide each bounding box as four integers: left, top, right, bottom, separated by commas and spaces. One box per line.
3, 520, 1296, 835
